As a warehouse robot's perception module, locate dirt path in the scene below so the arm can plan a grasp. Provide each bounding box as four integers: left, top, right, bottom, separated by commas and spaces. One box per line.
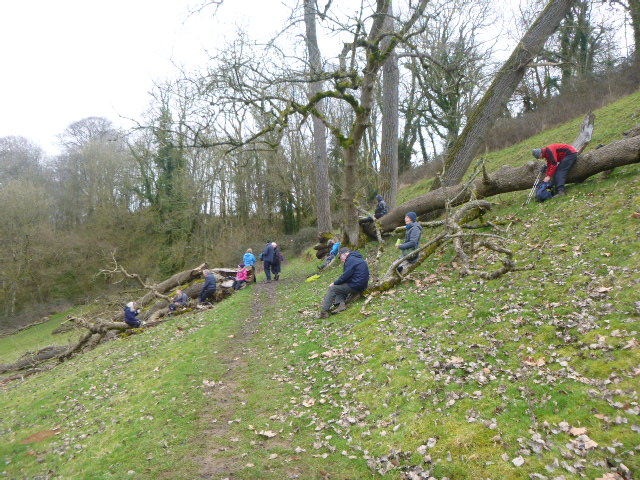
196, 280, 278, 479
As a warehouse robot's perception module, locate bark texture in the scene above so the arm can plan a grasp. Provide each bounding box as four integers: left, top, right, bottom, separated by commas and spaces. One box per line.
432, 0, 575, 190
379, 2, 400, 209
304, 0, 332, 232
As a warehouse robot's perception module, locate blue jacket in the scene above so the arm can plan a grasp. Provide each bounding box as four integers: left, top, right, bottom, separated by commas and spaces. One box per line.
399, 222, 423, 256
262, 244, 275, 263
334, 251, 369, 292
124, 306, 140, 325
173, 292, 189, 305
330, 242, 341, 256
243, 252, 257, 267
536, 181, 555, 202
202, 273, 217, 291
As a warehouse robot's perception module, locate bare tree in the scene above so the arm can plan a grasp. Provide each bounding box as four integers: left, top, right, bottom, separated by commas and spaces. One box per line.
431, 0, 575, 190
304, 0, 333, 233
379, 1, 400, 209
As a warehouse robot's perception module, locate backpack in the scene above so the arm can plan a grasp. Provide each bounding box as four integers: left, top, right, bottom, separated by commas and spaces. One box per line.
536, 181, 556, 202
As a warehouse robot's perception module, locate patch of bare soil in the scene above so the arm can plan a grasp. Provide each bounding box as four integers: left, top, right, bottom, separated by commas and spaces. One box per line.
195, 281, 278, 479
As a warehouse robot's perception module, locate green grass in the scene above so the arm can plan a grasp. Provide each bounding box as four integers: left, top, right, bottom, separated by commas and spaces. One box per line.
1, 90, 639, 479
0, 308, 87, 364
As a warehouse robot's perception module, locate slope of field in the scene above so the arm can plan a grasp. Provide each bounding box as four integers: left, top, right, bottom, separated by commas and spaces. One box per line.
1, 91, 639, 480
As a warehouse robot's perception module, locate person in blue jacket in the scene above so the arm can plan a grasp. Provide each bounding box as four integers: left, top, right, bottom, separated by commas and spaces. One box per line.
124, 301, 142, 327
319, 236, 341, 270
169, 289, 189, 312
261, 241, 276, 282
319, 247, 369, 318
243, 248, 257, 282
198, 269, 217, 304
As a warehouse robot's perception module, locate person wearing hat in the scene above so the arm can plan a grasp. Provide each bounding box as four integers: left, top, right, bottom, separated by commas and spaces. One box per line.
374, 194, 389, 219
531, 144, 578, 197
198, 269, 217, 305
396, 212, 423, 267
319, 247, 370, 318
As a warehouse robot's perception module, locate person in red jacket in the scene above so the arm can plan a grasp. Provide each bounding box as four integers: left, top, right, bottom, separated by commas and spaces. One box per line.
532, 144, 578, 197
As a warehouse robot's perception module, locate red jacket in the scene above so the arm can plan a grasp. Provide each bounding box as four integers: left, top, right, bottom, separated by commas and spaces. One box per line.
540, 144, 577, 178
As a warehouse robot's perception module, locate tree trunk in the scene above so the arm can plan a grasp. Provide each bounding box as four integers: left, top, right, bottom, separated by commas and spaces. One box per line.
304, 0, 332, 233
378, 133, 640, 233
431, 0, 575, 190
379, 2, 400, 209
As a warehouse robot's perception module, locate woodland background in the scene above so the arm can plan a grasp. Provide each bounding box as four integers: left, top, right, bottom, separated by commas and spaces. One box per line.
1, 0, 638, 330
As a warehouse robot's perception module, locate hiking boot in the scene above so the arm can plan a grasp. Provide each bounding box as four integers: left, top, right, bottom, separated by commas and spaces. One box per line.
556, 190, 566, 197
319, 310, 330, 319
334, 302, 347, 313
274, 274, 279, 281
266, 279, 271, 283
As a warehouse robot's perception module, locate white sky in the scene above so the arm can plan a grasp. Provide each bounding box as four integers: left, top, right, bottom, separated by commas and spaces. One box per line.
0, 1, 632, 156
0, 0, 290, 155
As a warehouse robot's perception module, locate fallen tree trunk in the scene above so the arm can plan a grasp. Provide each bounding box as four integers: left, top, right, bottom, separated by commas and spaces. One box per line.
378, 132, 640, 233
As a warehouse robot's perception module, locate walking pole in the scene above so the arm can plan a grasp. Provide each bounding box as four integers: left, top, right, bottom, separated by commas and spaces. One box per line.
524, 171, 542, 205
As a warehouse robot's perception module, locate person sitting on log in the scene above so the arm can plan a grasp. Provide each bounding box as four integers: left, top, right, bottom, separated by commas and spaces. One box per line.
319, 247, 370, 319
169, 289, 189, 312
319, 236, 341, 270
359, 193, 389, 224
374, 194, 389, 219
198, 269, 217, 305
396, 211, 423, 272
532, 144, 578, 198
243, 248, 257, 283
124, 301, 142, 327
233, 267, 250, 290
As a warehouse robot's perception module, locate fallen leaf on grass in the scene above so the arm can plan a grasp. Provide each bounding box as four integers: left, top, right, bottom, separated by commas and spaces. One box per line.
257, 430, 277, 438
569, 427, 587, 436
20, 429, 62, 444
523, 357, 546, 367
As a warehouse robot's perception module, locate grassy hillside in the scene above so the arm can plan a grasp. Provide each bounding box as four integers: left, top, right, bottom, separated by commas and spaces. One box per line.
1, 91, 639, 480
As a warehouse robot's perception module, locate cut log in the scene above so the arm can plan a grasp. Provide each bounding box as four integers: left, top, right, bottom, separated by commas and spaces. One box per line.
378, 132, 640, 233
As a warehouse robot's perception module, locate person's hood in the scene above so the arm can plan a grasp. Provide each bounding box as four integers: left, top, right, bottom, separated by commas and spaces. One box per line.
126, 301, 135, 309
346, 251, 364, 260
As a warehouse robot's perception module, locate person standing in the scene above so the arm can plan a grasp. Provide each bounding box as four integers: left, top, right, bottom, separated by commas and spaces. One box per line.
272, 242, 282, 281
532, 144, 578, 197
261, 241, 276, 283
243, 248, 257, 282
319, 248, 369, 318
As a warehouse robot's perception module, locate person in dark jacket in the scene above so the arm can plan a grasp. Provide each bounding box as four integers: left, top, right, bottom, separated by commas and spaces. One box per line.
198, 270, 217, 304
374, 194, 389, 219
319, 247, 369, 318
397, 212, 423, 265
532, 144, 578, 197
272, 242, 284, 281
124, 301, 141, 327
262, 241, 276, 282
169, 289, 189, 312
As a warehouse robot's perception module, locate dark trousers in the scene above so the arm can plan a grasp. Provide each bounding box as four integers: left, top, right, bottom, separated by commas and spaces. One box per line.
199, 288, 216, 303
125, 319, 141, 328
233, 280, 247, 290
264, 262, 279, 280
322, 284, 358, 312
553, 152, 577, 192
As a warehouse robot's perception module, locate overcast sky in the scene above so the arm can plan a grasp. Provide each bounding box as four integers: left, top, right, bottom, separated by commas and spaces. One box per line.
0, 1, 631, 156
0, 0, 289, 155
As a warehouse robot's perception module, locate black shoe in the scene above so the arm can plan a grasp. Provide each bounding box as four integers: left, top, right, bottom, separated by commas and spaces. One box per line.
556, 190, 566, 197
319, 310, 330, 319
274, 274, 279, 281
